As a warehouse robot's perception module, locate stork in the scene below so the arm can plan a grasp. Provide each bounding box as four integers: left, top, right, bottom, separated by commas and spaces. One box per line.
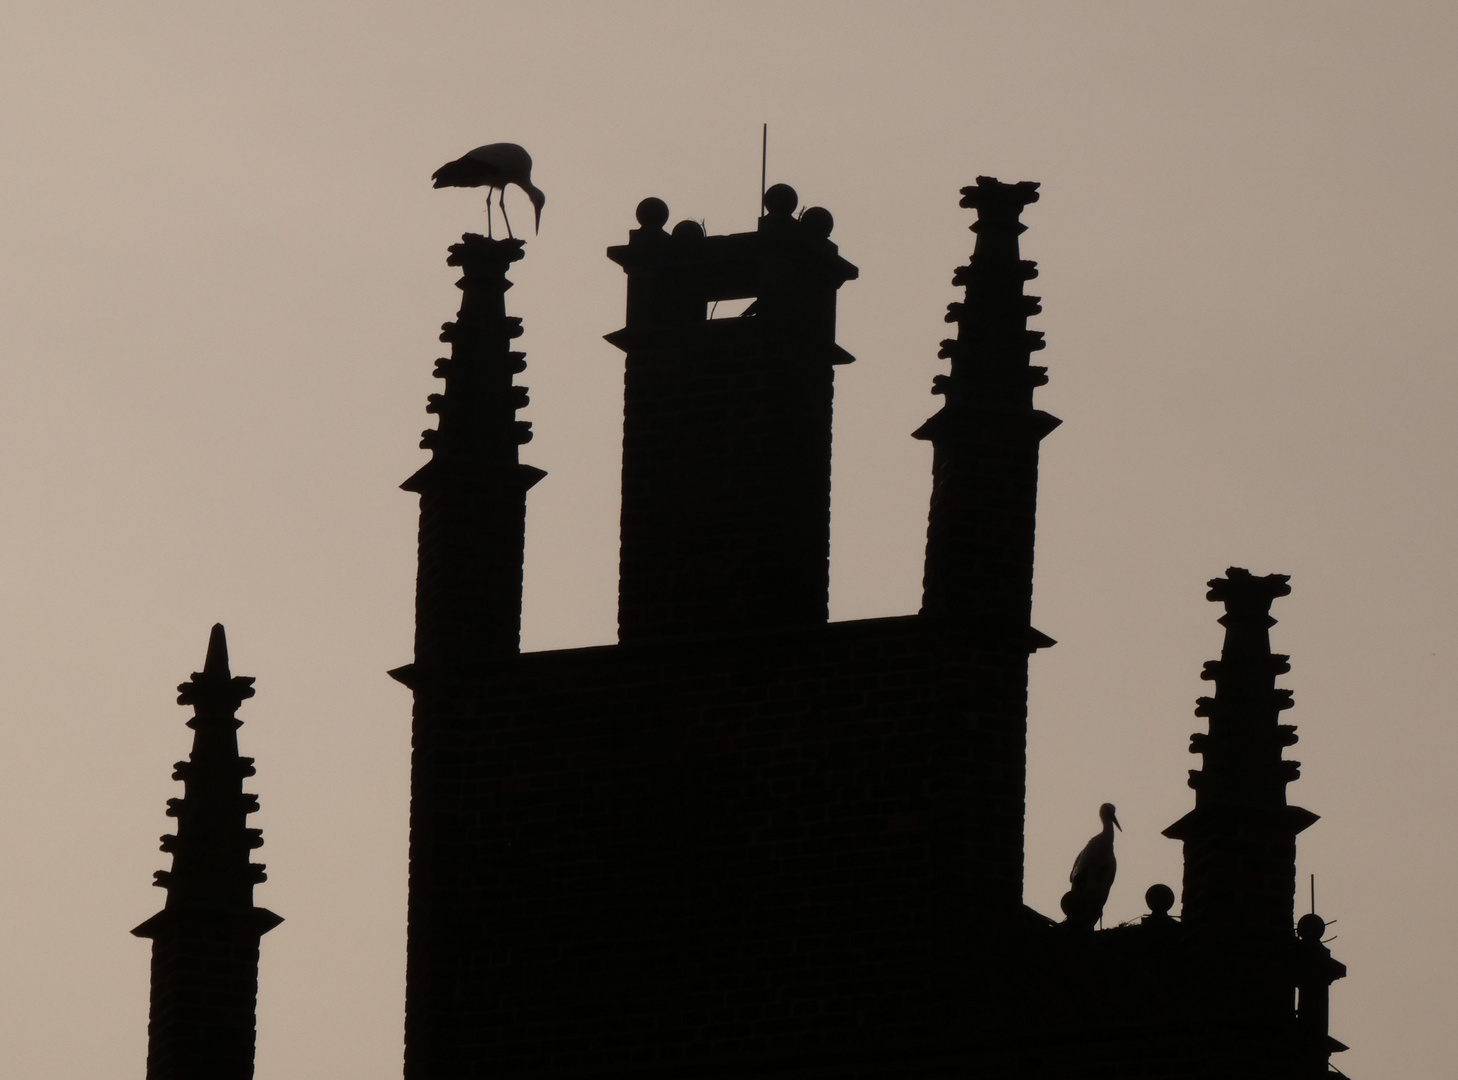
431, 143, 545, 240
1059, 802, 1121, 930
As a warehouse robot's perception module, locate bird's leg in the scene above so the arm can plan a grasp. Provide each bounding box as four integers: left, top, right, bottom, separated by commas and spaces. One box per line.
500, 192, 516, 240
484, 189, 495, 239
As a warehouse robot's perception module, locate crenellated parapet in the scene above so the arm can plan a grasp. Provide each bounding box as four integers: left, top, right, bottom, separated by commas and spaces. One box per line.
402, 234, 544, 668
133, 624, 280, 1080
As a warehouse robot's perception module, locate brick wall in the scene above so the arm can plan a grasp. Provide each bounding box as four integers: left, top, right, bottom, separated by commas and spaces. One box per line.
403, 615, 1028, 1078
618, 325, 837, 639
140, 914, 270, 1080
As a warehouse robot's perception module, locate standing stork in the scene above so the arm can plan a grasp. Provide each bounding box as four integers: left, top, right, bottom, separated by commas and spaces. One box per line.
1060, 802, 1121, 930
431, 143, 545, 240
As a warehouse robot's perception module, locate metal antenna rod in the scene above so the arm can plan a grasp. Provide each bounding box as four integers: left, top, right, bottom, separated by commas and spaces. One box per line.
1310, 873, 1316, 915
760, 123, 768, 219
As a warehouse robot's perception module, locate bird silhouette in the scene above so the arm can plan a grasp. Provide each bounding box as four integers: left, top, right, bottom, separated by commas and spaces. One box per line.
431, 143, 545, 240
1060, 802, 1121, 930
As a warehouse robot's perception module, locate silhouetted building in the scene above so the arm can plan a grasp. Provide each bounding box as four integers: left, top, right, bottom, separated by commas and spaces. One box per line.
137, 171, 1348, 1079
388, 175, 1348, 1080
134, 624, 280, 1080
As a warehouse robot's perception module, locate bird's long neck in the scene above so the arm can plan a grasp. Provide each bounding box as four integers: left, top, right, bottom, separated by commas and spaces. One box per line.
521, 180, 545, 233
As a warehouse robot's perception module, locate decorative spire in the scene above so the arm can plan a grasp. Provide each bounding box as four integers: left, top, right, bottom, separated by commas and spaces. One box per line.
915, 177, 1059, 641
407, 236, 539, 487
148, 624, 269, 910
921, 177, 1049, 419
1181, 569, 1308, 815
401, 235, 544, 669
1163, 569, 1320, 1017
907, 179, 1059, 918
133, 625, 280, 1080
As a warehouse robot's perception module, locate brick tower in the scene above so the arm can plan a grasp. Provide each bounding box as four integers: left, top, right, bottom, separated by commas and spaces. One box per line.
396, 184, 1046, 1078
393, 179, 1351, 1080
133, 624, 281, 1080
607, 185, 857, 640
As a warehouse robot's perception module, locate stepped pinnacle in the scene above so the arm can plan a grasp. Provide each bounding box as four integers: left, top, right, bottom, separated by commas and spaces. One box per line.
203, 622, 229, 677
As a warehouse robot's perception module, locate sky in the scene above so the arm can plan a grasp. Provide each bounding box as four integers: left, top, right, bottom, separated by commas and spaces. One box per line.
0, 2, 1453, 1077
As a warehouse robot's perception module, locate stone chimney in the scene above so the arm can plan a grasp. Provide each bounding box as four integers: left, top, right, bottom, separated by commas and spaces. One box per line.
606, 185, 857, 642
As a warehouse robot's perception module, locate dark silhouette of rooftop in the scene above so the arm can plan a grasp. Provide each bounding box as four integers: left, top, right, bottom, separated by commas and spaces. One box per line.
134, 170, 1349, 1080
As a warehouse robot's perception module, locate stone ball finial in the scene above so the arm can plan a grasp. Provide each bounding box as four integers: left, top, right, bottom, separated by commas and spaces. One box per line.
763, 183, 798, 217
1145, 884, 1176, 916
636, 197, 670, 230
800, 206, 834, 238
1297, 913, 1327, 941
671, 219, 705, 240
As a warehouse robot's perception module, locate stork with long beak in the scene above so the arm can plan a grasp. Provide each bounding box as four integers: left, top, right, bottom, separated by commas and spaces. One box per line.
431, 142, 545, 240
1059, 802, 1122, 930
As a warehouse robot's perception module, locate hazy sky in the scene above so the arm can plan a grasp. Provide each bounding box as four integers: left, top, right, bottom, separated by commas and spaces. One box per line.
0, 3, 1453, 1077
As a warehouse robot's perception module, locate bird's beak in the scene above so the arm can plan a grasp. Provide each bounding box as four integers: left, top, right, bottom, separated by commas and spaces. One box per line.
534, 202, 542, 235
1113, 815, 1122, 832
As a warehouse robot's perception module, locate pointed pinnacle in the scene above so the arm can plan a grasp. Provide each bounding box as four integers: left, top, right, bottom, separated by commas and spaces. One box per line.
204, 623, 230, 678
176, 624, 253, 707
